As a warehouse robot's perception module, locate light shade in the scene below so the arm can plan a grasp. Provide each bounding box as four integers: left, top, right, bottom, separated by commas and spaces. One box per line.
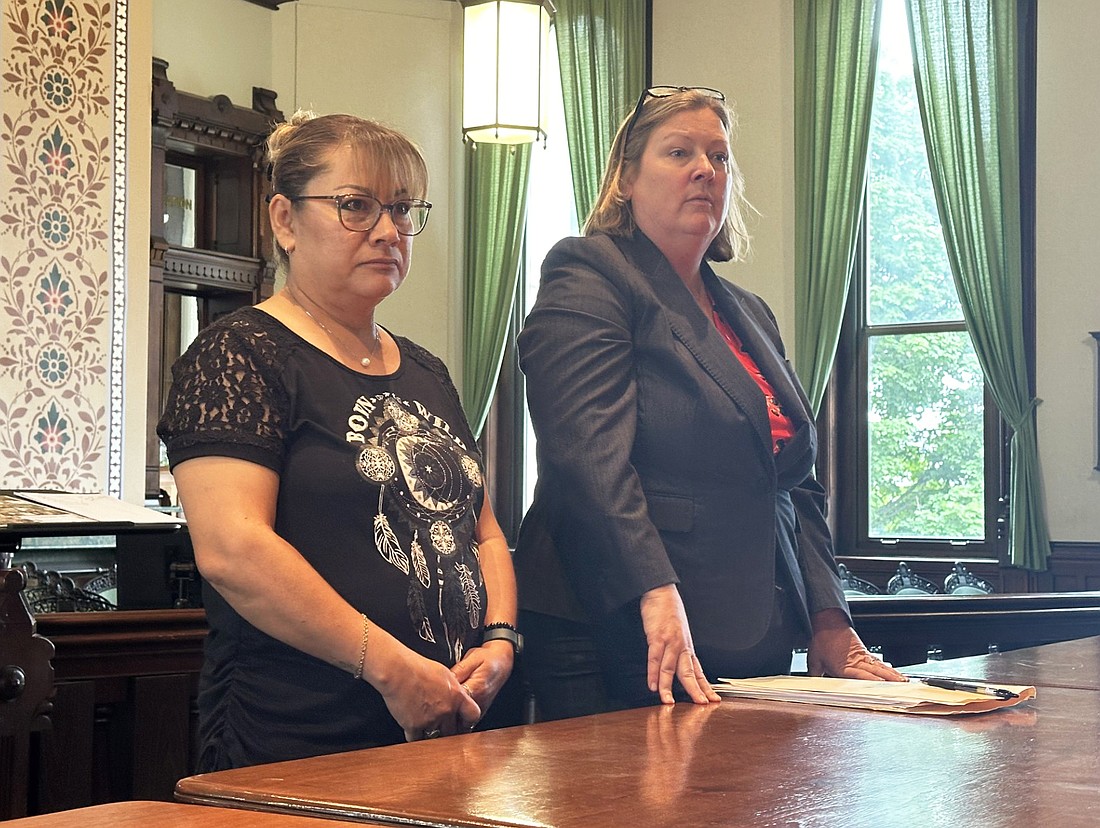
461, 0, 554, 144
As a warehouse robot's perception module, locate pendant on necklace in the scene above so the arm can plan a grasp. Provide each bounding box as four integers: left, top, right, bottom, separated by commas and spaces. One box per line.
286, 287, 376, 369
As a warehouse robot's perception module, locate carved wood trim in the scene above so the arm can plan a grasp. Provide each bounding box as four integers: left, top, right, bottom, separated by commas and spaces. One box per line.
0, 568, 56, 819
147, 60, 282, 500
152, 58, 281, 160
35, 609, 206, 682
162, 247, 263, 293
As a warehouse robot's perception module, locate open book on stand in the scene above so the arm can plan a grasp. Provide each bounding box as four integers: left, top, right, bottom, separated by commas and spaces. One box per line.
0, 490, 181, 533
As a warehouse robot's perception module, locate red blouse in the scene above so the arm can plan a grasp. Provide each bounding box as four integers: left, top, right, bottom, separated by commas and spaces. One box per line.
711, 306, 795, 454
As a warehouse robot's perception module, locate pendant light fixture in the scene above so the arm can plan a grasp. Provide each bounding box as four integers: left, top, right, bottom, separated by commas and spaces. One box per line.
460, 0, 555, 144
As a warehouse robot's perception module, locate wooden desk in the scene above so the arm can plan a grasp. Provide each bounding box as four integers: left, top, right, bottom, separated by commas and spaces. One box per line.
904, 633, 1100, 691
3, 800, 385, 827
177, 640, 1100, 828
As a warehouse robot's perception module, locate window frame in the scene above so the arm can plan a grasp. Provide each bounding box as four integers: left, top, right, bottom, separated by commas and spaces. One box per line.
824, 0, 1036, 571
829, 214, 1009, 563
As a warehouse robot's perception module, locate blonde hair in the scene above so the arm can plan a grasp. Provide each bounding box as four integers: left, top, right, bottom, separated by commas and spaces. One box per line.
265, 110, 429, 271
584, 89, 752, 263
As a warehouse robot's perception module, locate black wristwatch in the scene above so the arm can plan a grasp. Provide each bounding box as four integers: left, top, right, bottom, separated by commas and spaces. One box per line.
482, 622, 524, 656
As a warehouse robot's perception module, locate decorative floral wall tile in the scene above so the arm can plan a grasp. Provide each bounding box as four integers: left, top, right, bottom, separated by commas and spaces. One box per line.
0, 0, 127, 494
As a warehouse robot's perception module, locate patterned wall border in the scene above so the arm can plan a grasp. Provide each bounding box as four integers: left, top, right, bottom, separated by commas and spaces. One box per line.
108, 0, 127, 497
0, 0, 123, 495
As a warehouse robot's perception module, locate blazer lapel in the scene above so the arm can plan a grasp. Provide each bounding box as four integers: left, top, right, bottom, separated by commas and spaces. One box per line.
617, 234, 776, 461
706, 272, 821, 487
706, 272, 811, 434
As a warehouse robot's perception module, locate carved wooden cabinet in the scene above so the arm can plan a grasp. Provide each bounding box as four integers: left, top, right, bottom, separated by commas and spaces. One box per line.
29, 608, 207, 814
0, 565, 55, 820
146, 59, 284, 501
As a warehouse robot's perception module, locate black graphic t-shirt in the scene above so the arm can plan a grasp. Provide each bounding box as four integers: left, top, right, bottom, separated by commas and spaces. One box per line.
157, 307, 486, 769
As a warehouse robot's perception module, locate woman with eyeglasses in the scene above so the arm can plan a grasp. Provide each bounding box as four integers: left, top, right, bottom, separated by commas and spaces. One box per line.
158, 112, 518, 769
515, 87, 903, 720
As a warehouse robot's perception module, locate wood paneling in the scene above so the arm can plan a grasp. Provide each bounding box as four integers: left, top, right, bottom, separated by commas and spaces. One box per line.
25, 610, 206, 815
850, 591, 1100, 666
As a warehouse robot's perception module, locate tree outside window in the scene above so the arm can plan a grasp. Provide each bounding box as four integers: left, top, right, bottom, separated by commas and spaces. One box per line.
846, 0, 999, 550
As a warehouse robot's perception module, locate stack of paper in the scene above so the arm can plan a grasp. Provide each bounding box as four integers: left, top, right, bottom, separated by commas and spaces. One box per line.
714, 675, 1035, 715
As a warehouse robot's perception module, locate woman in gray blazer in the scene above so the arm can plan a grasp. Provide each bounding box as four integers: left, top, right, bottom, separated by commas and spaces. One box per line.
515, 86, 902, 720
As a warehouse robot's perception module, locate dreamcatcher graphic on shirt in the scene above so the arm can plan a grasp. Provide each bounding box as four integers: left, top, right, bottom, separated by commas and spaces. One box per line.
348, 393, 484, 661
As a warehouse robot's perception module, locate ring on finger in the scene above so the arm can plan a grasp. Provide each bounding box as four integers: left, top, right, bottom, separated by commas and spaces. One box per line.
422, 728, 442, 739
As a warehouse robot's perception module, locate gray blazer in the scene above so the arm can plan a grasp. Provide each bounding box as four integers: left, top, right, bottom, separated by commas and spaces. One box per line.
515, 231, 849, 670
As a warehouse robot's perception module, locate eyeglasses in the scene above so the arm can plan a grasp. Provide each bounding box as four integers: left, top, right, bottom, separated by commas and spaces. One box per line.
622, 86, 726, 147
287, 193, 432, 236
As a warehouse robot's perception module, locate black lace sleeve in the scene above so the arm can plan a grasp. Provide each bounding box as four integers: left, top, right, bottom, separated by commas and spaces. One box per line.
157, 310, 291, 472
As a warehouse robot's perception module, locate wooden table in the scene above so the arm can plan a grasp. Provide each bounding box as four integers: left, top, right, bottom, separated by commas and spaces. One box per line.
2, 800, 387, 827
903, 633, 1100, 691
177, 639, 1100, 828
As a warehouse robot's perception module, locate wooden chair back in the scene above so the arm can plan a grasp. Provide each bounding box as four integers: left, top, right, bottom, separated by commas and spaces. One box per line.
0, 562, 56, 819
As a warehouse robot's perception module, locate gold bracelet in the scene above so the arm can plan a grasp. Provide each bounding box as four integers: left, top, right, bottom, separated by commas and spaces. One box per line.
354, 613, 369, 680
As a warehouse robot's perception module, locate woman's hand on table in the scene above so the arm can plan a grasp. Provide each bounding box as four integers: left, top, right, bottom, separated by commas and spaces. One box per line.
807, 608, 906, 681
640, 584, 722, 705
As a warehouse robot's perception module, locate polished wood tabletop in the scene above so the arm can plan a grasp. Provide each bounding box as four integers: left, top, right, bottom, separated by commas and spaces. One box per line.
903, 633, 1100, 690
3, 800, 386, 827
177, 640, 1100, 828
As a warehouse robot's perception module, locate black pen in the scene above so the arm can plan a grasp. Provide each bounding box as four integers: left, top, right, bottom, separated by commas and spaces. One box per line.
918, 677, 1018, 700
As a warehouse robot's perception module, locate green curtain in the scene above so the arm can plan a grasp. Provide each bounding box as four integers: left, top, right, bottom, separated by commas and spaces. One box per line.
905, 0, 1050, 570
462, 143, 532, 438
554, 0, 646, 223
460, 2, 643, 437
793, 0, 881, 414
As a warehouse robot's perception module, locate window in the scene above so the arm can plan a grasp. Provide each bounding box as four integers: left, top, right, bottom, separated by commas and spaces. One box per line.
834, 0, 1008, 558
520, 43, 579, 511
163, 157, 200, 248
481, 31, 576, 542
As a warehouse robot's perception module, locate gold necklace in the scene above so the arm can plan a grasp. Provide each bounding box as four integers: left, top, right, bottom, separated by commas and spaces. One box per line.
285, 286, 379, 368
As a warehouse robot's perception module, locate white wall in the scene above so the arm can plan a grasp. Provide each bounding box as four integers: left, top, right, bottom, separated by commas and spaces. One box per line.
124, 3, 154, 503
1035, 0, 1100, 541
152, 0, 274, 103
652, 1, 796, 341
271, 0, 463, 377
652, 0, 1100, 546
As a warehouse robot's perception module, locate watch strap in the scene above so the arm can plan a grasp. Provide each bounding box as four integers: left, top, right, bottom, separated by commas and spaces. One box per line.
482, 623, 523, 655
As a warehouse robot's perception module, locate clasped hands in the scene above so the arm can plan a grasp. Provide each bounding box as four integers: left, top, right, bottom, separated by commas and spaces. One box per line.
382, 638, 514, 743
